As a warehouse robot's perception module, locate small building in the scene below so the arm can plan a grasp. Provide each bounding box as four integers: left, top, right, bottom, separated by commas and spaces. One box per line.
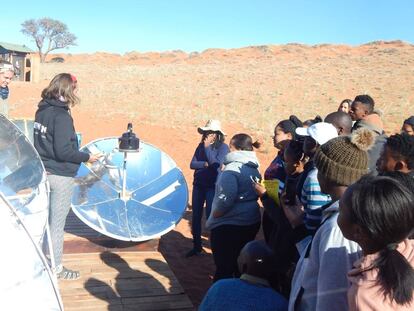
0, 42, 40, 82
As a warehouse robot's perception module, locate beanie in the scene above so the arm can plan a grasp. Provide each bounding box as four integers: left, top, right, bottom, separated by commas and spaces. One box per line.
314, 128, 375, 186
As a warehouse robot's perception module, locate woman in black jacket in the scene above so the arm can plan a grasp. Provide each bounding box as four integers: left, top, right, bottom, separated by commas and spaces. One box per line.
34, 73, 99, 280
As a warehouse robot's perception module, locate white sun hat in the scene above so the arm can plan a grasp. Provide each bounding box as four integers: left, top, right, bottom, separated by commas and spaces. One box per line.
197, 119, 225, 135
295, 122, 338, 145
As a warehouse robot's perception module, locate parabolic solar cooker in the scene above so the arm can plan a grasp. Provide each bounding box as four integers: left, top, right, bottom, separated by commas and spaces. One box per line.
71, 123, 189, 241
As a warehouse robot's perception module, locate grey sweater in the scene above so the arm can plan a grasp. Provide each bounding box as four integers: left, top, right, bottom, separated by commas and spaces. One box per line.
206, 150, 261, 230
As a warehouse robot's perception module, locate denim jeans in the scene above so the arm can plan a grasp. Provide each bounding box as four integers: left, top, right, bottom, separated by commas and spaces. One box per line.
191, 185, 215, 250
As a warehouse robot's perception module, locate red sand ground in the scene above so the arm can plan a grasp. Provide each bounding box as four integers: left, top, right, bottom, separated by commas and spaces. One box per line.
8, 41, 414, 307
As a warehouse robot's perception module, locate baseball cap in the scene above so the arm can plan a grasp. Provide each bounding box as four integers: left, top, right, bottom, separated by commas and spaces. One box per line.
295, 122, 338, 145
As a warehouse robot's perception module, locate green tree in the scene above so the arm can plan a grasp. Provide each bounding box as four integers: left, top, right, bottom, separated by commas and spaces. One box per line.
21, 18, 77, 63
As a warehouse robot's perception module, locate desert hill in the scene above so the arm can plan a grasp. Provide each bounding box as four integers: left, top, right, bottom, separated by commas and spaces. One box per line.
10, 40, 414, 163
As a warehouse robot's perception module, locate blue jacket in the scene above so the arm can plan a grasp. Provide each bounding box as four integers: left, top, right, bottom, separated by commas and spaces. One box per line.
190, 142, 229, 188
206, 150, 261, 230
199, 277, 288, 311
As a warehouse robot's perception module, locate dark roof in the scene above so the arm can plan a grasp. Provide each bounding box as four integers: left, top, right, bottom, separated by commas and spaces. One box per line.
0, 42, 34, 53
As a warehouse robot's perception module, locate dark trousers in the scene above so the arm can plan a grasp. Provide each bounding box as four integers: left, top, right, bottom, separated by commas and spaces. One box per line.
210, 222, 260, 282
262, 210, 276, 243
191, 185, 215, 250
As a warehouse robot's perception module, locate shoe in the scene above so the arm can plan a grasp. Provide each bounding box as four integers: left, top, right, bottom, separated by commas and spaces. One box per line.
57, 266, 80, 280
185, 248, 203, 258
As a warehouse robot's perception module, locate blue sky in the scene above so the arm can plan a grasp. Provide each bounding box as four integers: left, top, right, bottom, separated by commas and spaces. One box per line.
1, 0, 413, 54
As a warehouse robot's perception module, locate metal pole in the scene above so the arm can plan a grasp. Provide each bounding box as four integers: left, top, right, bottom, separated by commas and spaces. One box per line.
122, 151, 128, 200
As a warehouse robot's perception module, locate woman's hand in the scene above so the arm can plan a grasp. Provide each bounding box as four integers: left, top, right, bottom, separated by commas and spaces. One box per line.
87, 153, 102, 163
253, 182, 267, 198
203, 133, 216, 147
280, 193, 304, 228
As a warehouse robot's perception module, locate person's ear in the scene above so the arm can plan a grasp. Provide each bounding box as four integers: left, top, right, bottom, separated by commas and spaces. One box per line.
394, 160, 408, 172
338, 127, 344, 135
286, 133, 293, 140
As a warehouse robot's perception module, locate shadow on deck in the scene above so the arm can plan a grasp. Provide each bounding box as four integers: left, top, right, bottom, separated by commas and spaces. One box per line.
60, 211, 193, 311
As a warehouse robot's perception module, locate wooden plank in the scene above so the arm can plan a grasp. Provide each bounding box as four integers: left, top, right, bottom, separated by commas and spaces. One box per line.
62, 294, 192, 310
63, 251, 165, 260
59, 251, 193, 311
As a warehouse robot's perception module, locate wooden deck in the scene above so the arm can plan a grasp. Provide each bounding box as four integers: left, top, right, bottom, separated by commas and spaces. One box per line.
59, 211, 193, 311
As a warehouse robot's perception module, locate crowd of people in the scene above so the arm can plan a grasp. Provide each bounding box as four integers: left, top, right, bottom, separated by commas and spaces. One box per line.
1, 63, 413, 310
191, 96, 414, 310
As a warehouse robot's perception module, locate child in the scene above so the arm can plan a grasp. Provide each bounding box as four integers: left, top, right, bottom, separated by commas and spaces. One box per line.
349, 94, 375, 131
376, 133, 414, 175
262, 115, 302, 243
338, 175, 414, 310
287, 128, 374, 311
295, 122, 338, 233
199, 240, 288, 311
402, 116, 414, 136
253, 139, 307, 296
206, 133, 261, 281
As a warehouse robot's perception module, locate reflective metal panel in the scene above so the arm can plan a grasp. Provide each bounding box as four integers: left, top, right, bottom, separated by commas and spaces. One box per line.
0, 194, 63, 311
72, 137, 188, 241
11, 118, 35, 145
0, 115, 48, 245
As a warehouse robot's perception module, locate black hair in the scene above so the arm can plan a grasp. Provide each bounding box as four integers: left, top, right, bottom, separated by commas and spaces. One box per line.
324, 111, 353, 135
403, 116, 414, 127
380, 171, 414, 192
231, 133, 260, 151
386, 133, 414, 170
201, 131, 225, 148
238, 240, 276, 279
353, 94, 375, 113
348, 175, 414, 305
285, 139, 305, 163
380, 171, 414, 240
277, 115, 303, 139
303, 115, 322, 127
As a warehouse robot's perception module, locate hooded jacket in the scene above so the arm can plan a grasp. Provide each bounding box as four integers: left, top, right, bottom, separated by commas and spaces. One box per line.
206, 150, 261, 230
289, 201, 361, 311
354, 119, 387, 174
33, 98, 89, 177
347, 239, 414, 311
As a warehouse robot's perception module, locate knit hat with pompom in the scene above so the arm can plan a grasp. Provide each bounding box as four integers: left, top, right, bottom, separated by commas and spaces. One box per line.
314, 128, 375, 186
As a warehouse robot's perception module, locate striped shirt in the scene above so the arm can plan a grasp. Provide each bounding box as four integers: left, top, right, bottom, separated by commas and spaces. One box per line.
300, 167, 331, 232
